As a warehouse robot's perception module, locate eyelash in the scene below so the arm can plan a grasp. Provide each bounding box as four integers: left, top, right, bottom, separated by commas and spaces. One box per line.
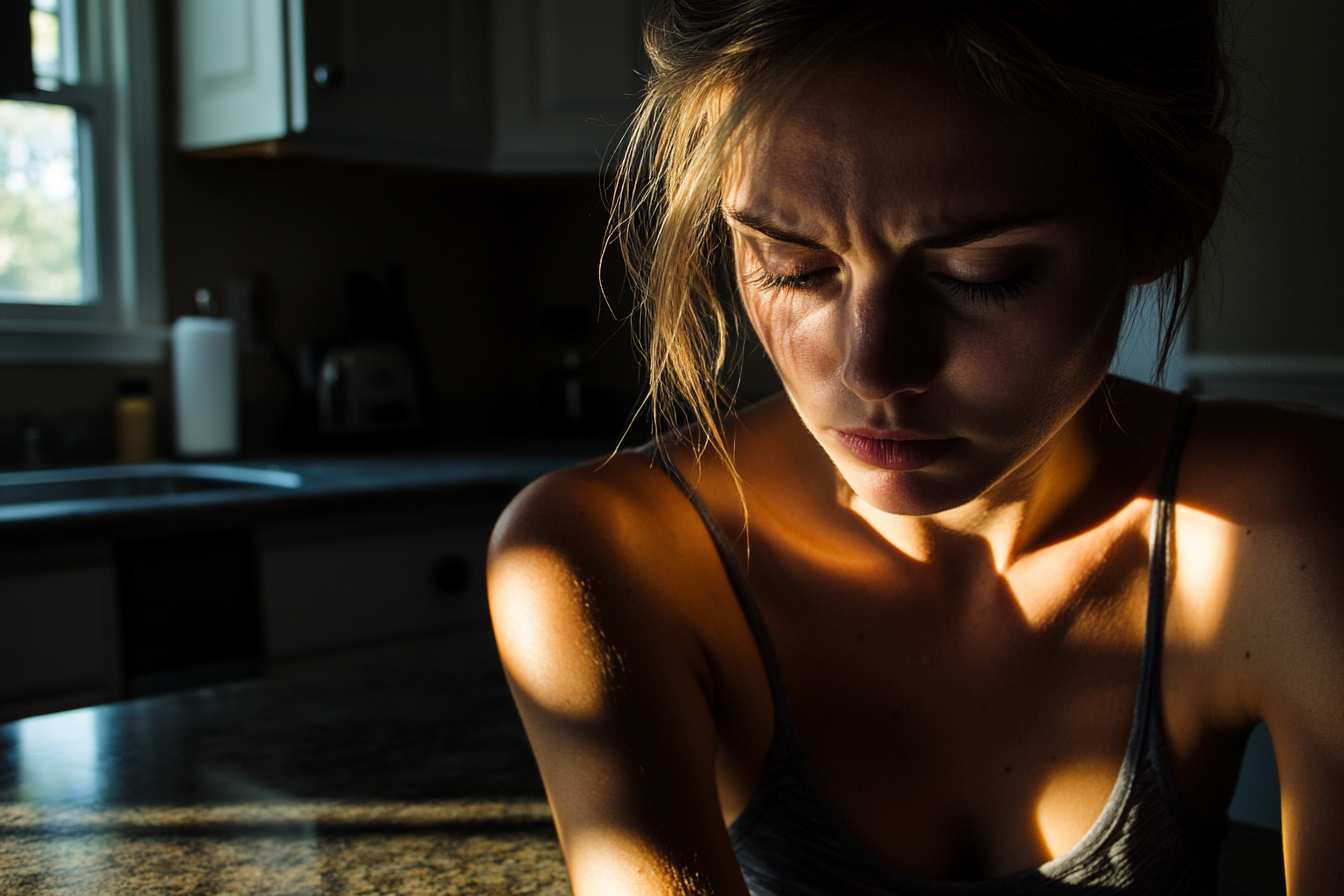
933, 273, 1034, 306
751, 269, 834, 292
750, 268, 1034, 306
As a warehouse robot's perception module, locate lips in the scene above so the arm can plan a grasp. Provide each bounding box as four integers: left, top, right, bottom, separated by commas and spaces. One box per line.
835, 430, 957, 471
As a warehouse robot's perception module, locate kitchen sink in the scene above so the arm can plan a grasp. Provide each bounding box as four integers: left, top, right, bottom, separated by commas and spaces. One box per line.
0, 463, 303, 508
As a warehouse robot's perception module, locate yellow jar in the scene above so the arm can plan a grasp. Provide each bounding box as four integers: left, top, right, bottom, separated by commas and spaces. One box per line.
115, 378, 156, 464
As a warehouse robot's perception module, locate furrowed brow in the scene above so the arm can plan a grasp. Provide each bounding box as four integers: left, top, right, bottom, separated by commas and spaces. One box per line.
723, 208, 1054, 252
722, 208, 831, 251
914, 213, 1054, 249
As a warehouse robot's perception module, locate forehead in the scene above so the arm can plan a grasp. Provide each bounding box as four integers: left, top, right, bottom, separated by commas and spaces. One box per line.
724, 52, 1115, 245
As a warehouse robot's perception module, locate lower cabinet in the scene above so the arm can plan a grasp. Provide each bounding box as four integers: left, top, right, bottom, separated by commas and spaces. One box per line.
257, 511, 498, 661
0, 556, 121, 722
0, 502, 503, 721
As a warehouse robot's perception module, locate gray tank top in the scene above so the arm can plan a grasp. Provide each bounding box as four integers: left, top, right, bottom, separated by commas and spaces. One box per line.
642, 393, 1227, 894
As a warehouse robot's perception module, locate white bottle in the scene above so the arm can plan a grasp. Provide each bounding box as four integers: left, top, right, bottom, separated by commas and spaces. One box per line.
172, 289, 239, 457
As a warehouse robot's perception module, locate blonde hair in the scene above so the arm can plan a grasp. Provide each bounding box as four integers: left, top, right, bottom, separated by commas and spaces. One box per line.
611, 0, 1233, 467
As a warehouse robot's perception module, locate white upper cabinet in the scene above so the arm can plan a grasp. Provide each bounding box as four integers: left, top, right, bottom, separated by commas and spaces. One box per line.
491, 0, 644, 173
177, 0, 289, 150
175, 0, 646, 173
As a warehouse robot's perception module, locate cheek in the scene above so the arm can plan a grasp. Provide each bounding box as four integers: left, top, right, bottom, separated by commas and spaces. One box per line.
742, 287, 839, 394
1042, 255, 1130, 377
979, 252, 1127, 377
734, 227, 848, 388
952, 270, 1127, 441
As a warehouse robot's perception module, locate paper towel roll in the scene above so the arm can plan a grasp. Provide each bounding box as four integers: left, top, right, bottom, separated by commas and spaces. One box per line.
172, 316, 238, 457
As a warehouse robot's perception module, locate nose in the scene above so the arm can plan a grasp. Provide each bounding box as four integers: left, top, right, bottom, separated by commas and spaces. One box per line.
840, 275, 944, 401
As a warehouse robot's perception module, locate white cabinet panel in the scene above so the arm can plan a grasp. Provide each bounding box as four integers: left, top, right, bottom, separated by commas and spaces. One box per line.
492, 0, 644, 172
0, 565, 120, 721
177, 0, 289, 149
175, 0, 646, 172
259, 519, 494, 659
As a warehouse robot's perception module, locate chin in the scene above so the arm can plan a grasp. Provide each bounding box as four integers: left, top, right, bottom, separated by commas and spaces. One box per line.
837, 460, 997, 517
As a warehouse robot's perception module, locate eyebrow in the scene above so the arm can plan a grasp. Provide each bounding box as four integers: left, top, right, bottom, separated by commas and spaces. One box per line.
722, 208, 1054, 251
914, 213, 1054, 249
722, 209, 831, 250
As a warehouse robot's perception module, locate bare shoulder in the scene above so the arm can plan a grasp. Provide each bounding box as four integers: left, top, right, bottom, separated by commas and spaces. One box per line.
487, 448, 737, 714
1177, 399, 1344, 888
489, 449, 690, 573
1176, 398, 1344, 651
487, 450, 756, 893
489, 448, 718, 616
1180, 397, 1344, 519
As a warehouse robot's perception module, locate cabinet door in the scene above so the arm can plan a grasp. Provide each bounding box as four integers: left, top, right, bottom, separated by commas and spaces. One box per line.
176, 0, 645, 170
259, 518, 495, 660
295, 0, 490, 167
0, 565, 120, 722
176, 0, 289, 149
491, 0, 646, 173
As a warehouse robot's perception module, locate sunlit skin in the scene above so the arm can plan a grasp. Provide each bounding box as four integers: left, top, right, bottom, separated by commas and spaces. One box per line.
489, 47, 1344, 896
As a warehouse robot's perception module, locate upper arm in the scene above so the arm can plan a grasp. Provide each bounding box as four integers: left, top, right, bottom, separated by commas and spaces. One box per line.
1207, 407, 1344, 894
1252, 519, 1344, 896
487, 462, 751, 896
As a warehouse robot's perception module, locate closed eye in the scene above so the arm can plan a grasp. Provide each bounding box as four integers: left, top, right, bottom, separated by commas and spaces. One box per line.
751, 267, 839, 293
930, 272, 1033, 306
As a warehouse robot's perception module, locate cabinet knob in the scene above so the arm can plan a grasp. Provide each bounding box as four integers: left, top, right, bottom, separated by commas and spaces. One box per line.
430, 555, 471, 597
311, 64, 344, 90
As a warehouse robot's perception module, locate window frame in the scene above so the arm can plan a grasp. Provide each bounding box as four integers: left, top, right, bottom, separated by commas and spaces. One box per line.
0, 0, 164, 364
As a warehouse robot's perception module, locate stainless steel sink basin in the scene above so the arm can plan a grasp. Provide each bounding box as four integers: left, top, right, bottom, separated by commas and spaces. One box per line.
0, 463, 303, 508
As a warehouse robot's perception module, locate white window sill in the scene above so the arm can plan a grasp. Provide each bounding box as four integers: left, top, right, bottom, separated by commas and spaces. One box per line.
0, 320, 167, 364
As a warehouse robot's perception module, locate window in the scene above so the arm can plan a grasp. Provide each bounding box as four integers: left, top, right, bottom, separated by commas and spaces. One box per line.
0, 0, 164, 363
3, 1, 86, 305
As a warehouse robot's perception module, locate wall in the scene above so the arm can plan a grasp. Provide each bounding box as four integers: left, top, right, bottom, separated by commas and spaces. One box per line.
1, 167, 639, 464
1193, 0, 1344, 355
153, 158, 639, 451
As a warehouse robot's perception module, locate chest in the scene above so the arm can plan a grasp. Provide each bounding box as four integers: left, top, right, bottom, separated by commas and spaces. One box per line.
710, 519, 1163, 878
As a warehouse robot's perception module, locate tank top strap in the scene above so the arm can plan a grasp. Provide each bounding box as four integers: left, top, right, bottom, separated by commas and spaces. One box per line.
1136, 391, 1199, 753
635, 441, 799, 736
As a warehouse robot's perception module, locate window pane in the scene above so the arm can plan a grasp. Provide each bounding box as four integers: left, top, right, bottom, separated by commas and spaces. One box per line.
30, 3, 62, 81
0, 99, 85, 305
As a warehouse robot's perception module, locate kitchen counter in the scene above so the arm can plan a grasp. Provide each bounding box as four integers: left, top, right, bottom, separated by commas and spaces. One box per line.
0, 447, 612, 725
0, 621, 1288, 894
0, 448, 607, 551
0, 625, 571, 895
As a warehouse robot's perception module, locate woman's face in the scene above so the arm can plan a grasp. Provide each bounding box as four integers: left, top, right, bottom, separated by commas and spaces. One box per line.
724, 52, 1135, 517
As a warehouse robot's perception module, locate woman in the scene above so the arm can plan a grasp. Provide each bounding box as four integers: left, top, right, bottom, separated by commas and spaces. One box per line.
488, 2, 1344, 893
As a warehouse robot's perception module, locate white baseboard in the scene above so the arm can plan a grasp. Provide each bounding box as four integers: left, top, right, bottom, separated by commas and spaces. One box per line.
1183, 353, 1344, 414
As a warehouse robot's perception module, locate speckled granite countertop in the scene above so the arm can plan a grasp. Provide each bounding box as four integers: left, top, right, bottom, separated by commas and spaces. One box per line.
0, 626, 571, 895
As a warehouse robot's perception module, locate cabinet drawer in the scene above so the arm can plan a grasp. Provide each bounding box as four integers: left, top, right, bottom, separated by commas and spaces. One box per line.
259, 519, 495, 659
